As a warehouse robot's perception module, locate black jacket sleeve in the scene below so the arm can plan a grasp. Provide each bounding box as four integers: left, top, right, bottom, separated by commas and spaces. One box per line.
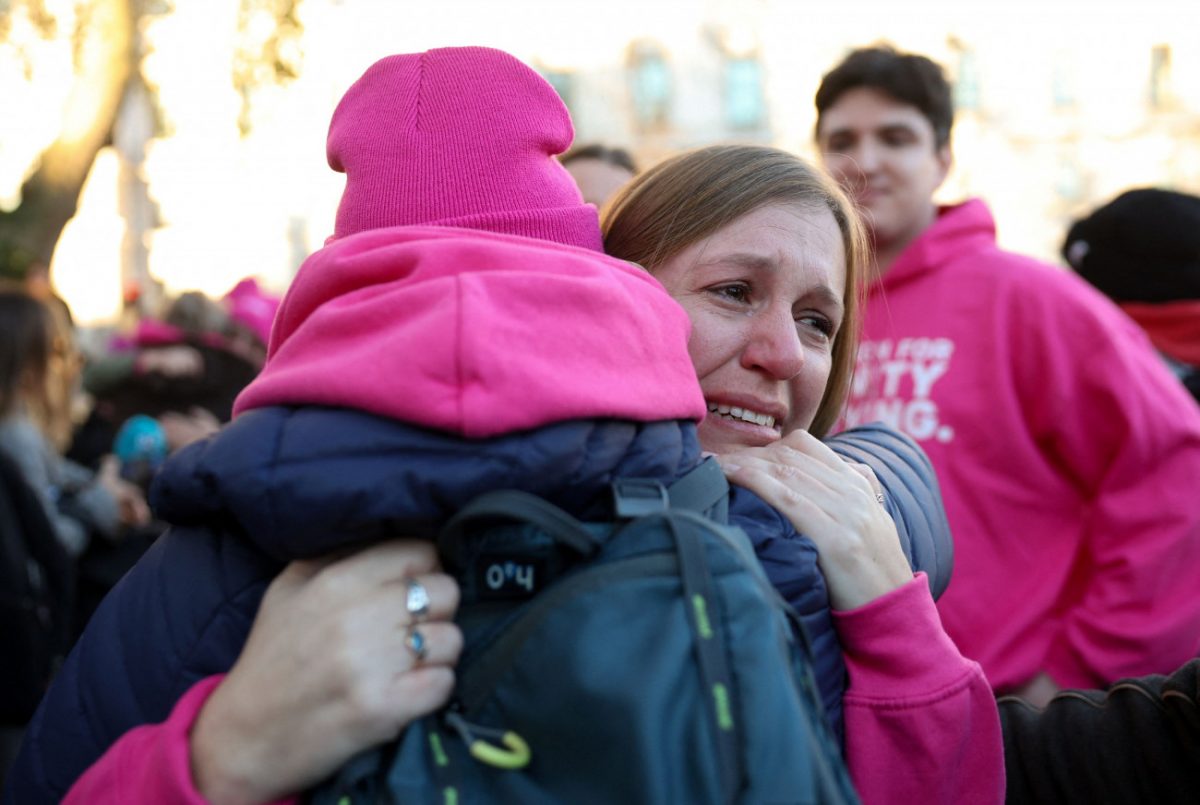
1000, 658, 1200, 804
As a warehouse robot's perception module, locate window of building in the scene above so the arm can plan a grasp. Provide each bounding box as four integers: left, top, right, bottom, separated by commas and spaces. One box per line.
954, 48, 980, 111
1055, 154, 1084, 202
724, 55, 765, 130
627, 41, 672, 131
541, 69, 575, 114
1051, 54, 1077, 110
1150, 44, 1172, 110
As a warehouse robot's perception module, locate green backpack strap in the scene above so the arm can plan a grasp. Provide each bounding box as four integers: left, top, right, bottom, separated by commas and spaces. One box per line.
609, 462, 742, 803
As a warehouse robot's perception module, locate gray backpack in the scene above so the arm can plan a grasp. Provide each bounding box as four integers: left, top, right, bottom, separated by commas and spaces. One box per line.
311, 459, 859, 804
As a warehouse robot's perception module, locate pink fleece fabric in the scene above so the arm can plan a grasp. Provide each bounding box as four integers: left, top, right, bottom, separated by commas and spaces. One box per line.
835, 574, 1004, 805
61, 675, 297, 805
224, 277, 281, 347
234, 226, 705, 433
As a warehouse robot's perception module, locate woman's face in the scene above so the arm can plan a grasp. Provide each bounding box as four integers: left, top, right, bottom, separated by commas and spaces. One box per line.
652, 203, 846, 454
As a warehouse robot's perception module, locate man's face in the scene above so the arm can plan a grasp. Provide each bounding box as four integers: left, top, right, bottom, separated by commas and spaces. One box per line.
817, 87, 951, 254
564, 158, 635, 208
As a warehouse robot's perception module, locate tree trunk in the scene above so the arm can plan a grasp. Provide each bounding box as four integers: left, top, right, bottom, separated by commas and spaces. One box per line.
0, 0, 136, 272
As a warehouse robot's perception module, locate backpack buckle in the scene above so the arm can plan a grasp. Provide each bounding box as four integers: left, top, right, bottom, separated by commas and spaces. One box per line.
611, 478, 669, 518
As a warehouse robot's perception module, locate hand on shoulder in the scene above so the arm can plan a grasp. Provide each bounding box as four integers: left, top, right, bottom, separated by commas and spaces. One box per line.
717, 430, 913, 611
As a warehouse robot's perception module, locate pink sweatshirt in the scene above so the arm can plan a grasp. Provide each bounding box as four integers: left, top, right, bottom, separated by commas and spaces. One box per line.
843, 199, 1200, 692
60, 676, 295, 805
63, 575, 1001, 805
837, 574, 1002, 804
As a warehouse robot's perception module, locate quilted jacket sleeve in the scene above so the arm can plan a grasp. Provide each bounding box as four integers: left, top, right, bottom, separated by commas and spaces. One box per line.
825, 422, 954, 599
2, 527, 276, 805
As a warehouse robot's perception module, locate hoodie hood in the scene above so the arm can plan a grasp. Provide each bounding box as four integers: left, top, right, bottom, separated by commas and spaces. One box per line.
234, 227, 705, 437
877, 198, 997, 293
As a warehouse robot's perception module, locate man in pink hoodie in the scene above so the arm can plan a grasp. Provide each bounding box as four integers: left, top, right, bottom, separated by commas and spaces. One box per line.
815, 45, 1200, 705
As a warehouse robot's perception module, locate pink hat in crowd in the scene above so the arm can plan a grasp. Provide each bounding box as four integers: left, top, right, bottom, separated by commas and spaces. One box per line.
326, 46, 602, 251
223, 277, 281, 347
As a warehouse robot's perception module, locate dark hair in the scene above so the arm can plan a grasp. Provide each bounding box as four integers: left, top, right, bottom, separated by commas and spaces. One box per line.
815, 45, 954, 149
561, 143, 638, 174
164, 291, 231, 337
0, 285, 53, 420
602, 144, 867, 438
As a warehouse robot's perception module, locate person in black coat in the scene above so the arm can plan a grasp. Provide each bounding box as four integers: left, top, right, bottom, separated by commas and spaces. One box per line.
1001, 659, 1200, 803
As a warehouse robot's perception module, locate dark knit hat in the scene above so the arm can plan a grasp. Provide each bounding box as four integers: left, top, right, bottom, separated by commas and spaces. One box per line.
326, 46, 602, 251
1062, 188, 1200, 303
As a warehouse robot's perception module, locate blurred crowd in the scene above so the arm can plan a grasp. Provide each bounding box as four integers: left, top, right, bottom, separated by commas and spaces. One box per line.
1, 275, 279, 757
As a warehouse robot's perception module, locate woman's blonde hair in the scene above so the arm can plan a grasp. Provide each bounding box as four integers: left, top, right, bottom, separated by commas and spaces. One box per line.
602, 144, 867, 437
0, 285, 79, 450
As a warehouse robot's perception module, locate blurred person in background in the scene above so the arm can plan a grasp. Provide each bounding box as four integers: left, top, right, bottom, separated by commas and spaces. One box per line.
0, 288, 153, 646
561, 142, 638, 208
0, 289, 75, 790
0, 285, 150, 560
63, 279, 278, 635
814, 45, 1200, 706
999, 656, 1200, 804
1063, 187, 1200, 405
74, 278, 280, 468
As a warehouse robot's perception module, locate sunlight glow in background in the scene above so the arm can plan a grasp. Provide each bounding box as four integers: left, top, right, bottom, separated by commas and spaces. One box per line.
2, 0, 1198, 326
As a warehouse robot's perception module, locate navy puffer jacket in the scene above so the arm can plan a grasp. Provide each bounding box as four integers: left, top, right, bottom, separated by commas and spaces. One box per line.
3, 408, 950, 804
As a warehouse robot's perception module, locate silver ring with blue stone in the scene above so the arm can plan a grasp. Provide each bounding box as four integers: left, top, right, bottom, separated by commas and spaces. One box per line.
405, 627, 428, 663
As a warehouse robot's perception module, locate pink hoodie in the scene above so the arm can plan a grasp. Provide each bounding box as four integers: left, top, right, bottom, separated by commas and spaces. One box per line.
844, 198, 1200, 692
232, 225, 705, 433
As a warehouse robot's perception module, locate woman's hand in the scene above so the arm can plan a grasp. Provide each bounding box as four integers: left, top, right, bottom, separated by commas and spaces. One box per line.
1012, 672, 1061, 709
158, 407, 221, 451
190, 540, 463, 805
717, 429, 913, 611
96, 455, 152, 528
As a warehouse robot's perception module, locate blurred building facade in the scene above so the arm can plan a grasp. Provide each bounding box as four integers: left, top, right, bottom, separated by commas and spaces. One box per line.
4, 0, 1199, 324
547, 1, 1200, 267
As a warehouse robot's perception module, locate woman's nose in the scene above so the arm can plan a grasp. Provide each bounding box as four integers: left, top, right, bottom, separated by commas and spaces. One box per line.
740, 308, 804, 380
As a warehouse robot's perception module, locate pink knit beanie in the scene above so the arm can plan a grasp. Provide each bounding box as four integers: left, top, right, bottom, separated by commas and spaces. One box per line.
327, 46, 602, 251
223, 277, 281, 347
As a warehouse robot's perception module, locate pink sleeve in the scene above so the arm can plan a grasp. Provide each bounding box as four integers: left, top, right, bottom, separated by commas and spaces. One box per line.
1039, 334, 1200, 688
62, 675, 300, 805
1015, 285, 1200, 688
834, 574, 1004, 805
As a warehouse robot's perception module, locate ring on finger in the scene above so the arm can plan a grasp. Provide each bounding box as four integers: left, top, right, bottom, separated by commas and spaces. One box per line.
875, 492, 886, 506
405, 626, 429, 663
404, 577, 431, 622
